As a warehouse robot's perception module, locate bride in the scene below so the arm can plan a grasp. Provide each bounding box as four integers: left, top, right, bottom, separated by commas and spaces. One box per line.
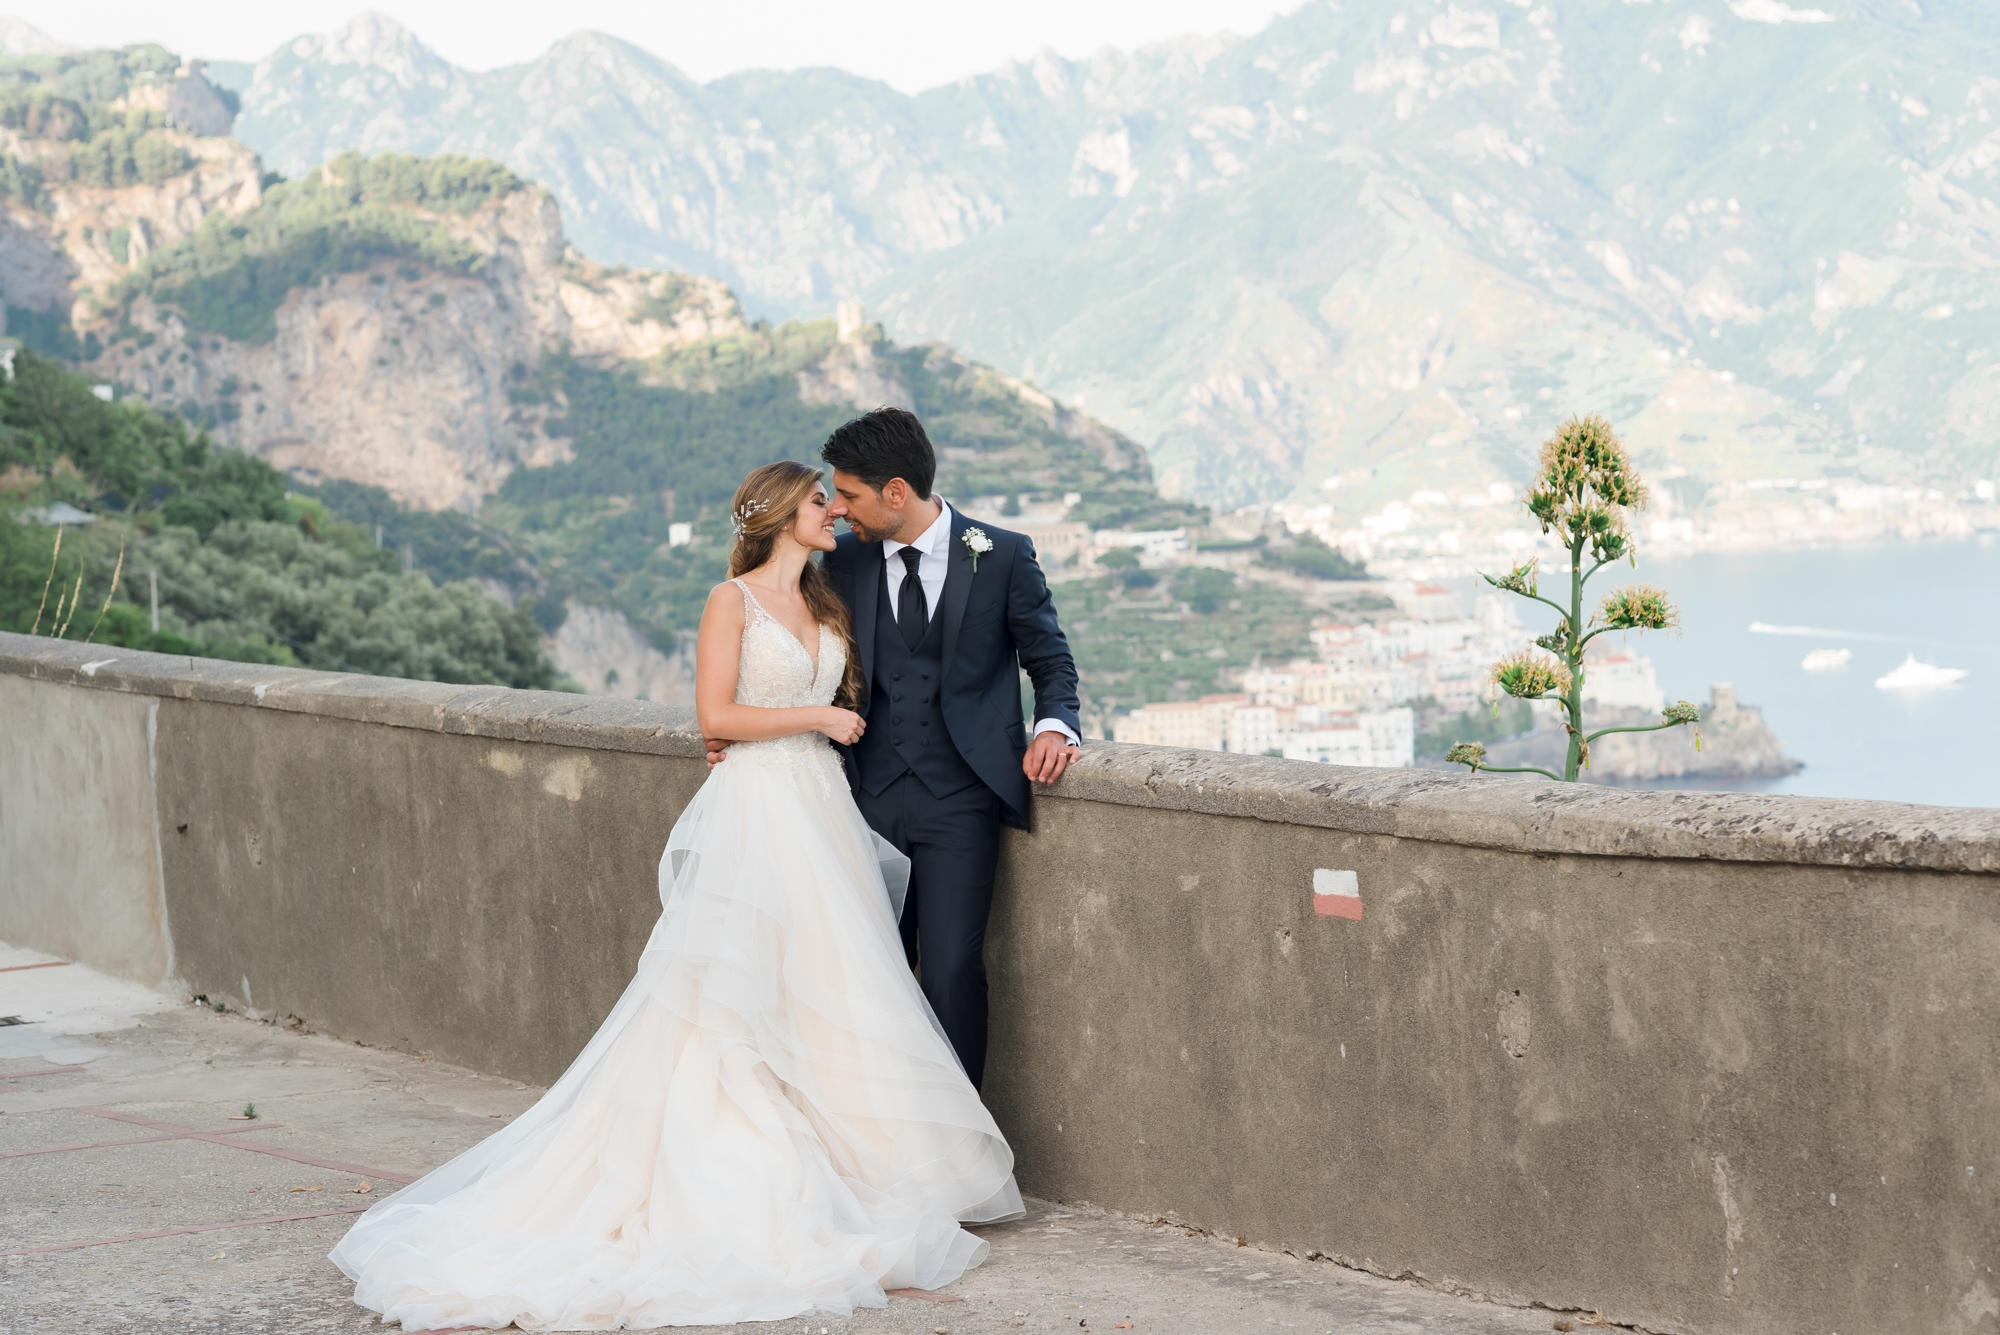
331, 461, 1022, 1331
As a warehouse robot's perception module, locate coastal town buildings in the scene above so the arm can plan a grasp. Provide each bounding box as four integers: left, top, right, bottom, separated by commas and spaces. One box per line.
1111, 590, 1529, 767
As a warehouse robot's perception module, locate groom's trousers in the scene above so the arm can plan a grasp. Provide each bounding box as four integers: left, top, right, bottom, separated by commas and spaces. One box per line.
854, 773, 1002, 1090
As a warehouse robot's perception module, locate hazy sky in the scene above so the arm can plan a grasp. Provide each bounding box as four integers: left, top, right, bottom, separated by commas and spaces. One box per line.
6, 2, 1299, 91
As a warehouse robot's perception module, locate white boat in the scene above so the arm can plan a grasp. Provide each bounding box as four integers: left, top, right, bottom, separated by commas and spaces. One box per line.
1874, 655, 1968, 690
1801, 648, 1851, 671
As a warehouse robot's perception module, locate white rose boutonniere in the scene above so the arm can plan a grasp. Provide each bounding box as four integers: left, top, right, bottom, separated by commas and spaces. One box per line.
962, 526, 994, 572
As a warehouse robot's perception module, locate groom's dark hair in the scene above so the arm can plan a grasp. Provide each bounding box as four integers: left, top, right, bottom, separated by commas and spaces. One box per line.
821, 407, 936, 500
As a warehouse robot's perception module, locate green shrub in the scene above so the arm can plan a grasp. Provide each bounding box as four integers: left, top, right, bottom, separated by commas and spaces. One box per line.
0, 151, 45, 206
1173, 566, 1235, 614
68, 124, 190, 187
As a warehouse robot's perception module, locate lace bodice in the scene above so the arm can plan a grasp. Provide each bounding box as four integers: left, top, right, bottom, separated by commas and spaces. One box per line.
732, 578, 842, 710
727, 579, 847, 785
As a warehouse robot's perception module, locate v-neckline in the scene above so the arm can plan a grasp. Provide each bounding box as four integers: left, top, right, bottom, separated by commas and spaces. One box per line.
738, 579, 822, 681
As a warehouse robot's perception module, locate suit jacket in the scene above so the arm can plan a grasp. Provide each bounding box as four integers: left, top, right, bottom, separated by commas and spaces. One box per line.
823, 507, 1081, 830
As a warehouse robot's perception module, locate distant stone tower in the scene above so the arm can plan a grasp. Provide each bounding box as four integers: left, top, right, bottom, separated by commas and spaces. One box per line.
836, 301, 866, 343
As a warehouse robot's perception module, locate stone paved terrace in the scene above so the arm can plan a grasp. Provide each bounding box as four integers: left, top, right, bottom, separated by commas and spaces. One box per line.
0, 944, 1561, 1335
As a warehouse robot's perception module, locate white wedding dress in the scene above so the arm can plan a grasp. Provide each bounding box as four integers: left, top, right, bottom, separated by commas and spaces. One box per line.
331, 579, 1022, 1331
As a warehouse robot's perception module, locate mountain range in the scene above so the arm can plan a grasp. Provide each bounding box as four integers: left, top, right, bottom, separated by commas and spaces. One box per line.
181, 1, 2000, 519
0, 41, 1214, 715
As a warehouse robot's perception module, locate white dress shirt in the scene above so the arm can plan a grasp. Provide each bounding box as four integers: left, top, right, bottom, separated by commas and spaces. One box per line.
881, 500, 1080, 749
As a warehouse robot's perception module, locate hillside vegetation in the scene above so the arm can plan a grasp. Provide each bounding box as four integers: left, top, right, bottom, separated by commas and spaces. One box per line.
0, 80, 1249, 711
0, 44, 207, 203
1, 347, 559, 686
490, 330, 1204, 657
118, 152, 520, 343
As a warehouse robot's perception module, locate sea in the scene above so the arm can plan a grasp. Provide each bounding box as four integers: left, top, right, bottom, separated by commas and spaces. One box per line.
1443, 536, 2000, 809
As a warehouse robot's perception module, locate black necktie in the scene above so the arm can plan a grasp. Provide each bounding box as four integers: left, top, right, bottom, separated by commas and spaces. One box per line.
897, 546, 928, 650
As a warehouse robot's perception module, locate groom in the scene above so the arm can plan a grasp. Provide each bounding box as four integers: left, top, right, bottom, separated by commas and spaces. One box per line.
819, 407, 1082, 1090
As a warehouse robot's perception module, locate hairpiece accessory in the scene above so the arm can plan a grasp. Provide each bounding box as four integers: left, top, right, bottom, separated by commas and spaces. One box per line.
731, 499, 769, 535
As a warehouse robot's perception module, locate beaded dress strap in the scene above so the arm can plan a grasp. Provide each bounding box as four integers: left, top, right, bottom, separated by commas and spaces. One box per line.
731, 577, 772, 627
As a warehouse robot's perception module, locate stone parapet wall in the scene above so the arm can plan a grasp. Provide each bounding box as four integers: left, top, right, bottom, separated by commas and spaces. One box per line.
3, 631, 1995, 1335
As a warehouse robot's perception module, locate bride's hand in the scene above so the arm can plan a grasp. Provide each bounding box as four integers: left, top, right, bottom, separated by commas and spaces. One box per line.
815, 708, 866, 745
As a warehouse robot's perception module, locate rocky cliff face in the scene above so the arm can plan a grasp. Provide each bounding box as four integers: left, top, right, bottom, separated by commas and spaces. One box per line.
0, 131, 264, 319
543, 602, 696, 705
2, 137, 753, 511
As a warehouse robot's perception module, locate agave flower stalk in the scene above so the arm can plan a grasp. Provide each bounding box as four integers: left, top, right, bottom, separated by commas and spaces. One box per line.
1451, 414, 1700, 782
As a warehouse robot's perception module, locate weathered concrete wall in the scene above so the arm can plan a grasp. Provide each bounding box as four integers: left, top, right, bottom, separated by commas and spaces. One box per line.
2, 630, 1996, 1335
0, 674, 174, 986
151, 699, 705, 1079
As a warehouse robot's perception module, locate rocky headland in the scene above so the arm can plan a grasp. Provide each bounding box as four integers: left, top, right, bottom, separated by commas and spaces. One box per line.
1463, 684, 1802, 786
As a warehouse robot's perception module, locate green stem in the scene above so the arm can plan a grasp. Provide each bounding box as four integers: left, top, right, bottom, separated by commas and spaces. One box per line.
1512, 589, 1573, 621
1470, 763, 1566, 782
1585, 720, 1693, 744
1564, 535, 1585, 781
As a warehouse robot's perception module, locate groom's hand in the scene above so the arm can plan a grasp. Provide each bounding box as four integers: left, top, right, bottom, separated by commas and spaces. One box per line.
1024, 731, 1081, 785
704, 737, 733, 769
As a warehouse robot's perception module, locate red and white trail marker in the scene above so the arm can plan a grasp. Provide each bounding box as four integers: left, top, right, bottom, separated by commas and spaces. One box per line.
1313, 869, 1362, 920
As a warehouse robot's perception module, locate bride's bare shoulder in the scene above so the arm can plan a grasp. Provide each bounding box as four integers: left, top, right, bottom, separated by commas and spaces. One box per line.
701, 581, 749, 622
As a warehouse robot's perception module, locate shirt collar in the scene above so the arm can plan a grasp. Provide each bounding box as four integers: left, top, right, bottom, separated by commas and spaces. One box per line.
883, 499, 952, 559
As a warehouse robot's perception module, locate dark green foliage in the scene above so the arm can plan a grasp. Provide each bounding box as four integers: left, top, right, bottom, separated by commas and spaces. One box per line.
1172, 566, 1235, 614
0, 347, 265, 526
0, 92, 91, 141
141, 520, 556, 686
322, 150, 524, 215
0, 47, 195, 192
1059, 571, 1314, 725
155, 448, 291, 537
0, 151, 44, 206
118, 156, 512, 343
1094, 546, 1139, 569
0, 44, 177, 110
301, 477, 534, 591
6, 306, 81, 359
0, 346, 558, 687
1120, 567, 1157, 590
1260, 530, 1368, 580
67, 124, 189, 188
502, 355, 849, 511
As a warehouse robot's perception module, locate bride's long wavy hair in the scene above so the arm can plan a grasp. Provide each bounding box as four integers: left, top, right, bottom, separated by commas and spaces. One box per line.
728, 461, 863, 708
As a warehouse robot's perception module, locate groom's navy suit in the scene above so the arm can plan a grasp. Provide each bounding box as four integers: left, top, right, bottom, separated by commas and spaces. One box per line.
823, 505, 1080, 1088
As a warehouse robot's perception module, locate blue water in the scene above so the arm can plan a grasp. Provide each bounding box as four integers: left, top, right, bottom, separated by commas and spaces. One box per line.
1445, 537, 2000, 808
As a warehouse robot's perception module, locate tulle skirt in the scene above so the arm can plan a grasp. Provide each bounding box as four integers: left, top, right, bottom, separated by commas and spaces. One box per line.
329, 740, 1022, 1331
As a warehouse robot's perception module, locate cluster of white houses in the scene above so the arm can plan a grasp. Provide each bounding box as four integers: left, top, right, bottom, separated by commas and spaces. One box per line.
1111, 589, 1670, 766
